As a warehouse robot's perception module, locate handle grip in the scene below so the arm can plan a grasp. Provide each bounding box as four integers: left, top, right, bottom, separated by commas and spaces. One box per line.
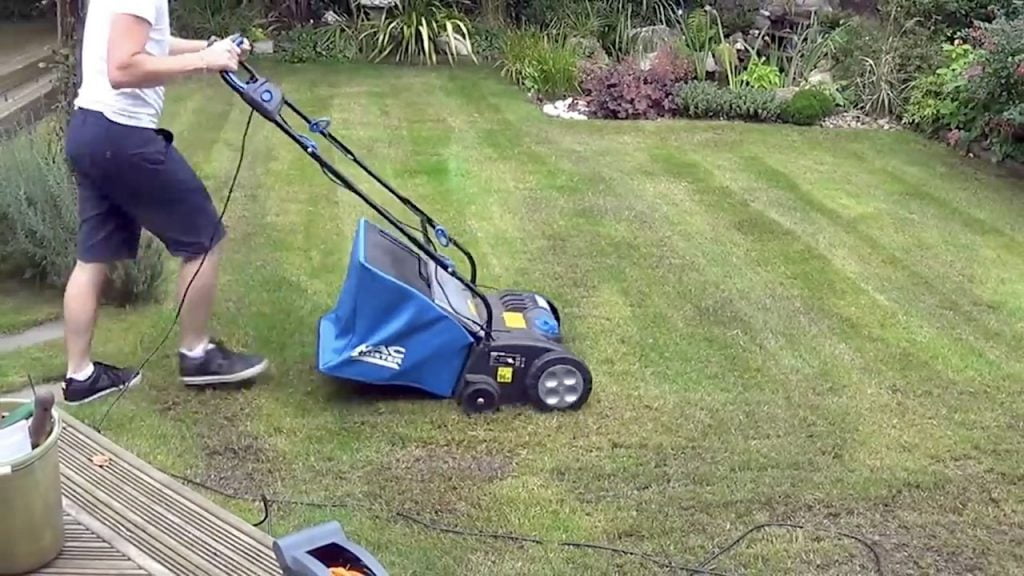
219, 34, 252, 92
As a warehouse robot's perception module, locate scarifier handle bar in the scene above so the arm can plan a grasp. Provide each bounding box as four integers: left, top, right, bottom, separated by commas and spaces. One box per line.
219, 38, 495, 340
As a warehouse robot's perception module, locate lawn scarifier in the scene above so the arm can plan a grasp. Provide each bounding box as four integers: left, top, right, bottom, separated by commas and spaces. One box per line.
219, 38, 594, 416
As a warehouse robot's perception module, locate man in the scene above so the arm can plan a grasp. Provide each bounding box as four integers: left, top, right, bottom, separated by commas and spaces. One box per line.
62, 0, 269, 405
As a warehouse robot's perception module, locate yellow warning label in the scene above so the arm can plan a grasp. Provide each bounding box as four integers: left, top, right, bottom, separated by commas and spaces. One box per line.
496, 366, 514, 383
503, 311, 526, 329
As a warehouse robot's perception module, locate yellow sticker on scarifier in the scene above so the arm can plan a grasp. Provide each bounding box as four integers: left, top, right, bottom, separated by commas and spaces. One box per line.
503, 311, 526, 329
497, 366, 513, 383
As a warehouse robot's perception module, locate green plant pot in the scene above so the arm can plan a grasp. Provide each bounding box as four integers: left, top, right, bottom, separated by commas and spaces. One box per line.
0, 398, 64, 575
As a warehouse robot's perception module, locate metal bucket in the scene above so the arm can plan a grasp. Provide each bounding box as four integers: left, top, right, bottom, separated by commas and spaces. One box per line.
0, 398, 64, 575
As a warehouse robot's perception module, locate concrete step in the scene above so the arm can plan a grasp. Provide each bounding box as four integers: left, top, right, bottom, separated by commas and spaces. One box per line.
0, 69, 59, 133
0, 43, 58, 98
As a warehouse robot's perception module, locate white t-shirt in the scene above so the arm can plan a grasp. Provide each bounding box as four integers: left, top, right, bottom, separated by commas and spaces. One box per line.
73, 0, 170, 129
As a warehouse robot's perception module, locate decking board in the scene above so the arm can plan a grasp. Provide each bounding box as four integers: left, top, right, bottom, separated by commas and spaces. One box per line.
24, 410, 282, 575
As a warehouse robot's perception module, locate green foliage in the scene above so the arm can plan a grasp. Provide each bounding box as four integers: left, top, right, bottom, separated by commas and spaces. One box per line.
364, 0, 477, 65
498, 28, 583, 98
169, 0, 267, 40
468, 19, 509, 60
830, 10, 944, 118
962, 15, 1024, 160
728, 85, 784, 122
277, 21, 363, 63
105, 236, 167, 307
780, 88, 836, 125
0, 123, 76, 288
521, 0, 680, 61
676, 82, 781, 122
904, 15, 1024, 161
881, 0, 1023, 34
0, 121, 165, 305
676, 81, 731, 118
737, 55, 783, 90
904, 42, 979, 133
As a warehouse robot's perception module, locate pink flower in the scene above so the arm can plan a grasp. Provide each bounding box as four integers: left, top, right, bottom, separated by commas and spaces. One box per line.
945, 129, 962, 147
1016, 61, 1024, 78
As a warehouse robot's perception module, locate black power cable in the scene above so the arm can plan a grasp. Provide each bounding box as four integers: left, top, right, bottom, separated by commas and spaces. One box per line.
161, 470, 883, 576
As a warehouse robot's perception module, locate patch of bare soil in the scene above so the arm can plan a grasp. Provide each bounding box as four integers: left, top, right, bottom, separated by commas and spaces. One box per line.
189, 390, 281, 499
366, 444, 516, 517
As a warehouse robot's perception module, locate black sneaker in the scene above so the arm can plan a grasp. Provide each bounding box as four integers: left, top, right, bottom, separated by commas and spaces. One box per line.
62, 362, 143, 405
178, 339, 269, 387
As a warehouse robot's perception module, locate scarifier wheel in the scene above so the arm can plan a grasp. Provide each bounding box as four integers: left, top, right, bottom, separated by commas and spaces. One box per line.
526, 351, 592, 412
458, 376, 500, 414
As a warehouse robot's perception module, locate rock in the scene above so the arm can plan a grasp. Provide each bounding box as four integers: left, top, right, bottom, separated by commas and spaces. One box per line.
568, 36, 608, 64
630, 25, 681, 55
252, 39, 274, 55
819, 111, 904, 130
436, 35, 472, 56
705, 52, 719, 73
321, 9, 344, 23
540, 97, 589, 120
806, 69, 832, 86
774, 87, 798, 102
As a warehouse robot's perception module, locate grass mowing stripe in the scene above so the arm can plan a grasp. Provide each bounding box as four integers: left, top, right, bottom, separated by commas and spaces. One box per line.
726, 151, 1024, 377
563, 132, 1020, 573
517, 129, 892, 573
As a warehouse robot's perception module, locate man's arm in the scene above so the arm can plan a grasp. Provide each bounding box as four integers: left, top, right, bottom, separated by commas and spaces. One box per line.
107, 14, 239, 90
169, 36, 209, 55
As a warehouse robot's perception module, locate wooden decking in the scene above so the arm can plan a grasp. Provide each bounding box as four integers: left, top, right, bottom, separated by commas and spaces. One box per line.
26, 410, 282, 576
0, 19, 59, 132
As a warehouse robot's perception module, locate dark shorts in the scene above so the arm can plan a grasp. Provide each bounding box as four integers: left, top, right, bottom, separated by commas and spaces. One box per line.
65, 108, 226, 263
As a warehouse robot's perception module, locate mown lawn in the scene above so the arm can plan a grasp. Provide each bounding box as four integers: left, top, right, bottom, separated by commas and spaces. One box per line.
2, 62, 1023, 575
0, 281, 62, 335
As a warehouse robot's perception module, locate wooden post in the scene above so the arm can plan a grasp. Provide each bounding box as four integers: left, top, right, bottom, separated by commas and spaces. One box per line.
54, 0, 82, 123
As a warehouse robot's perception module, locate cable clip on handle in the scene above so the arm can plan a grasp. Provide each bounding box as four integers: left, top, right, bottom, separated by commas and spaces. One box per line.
219, 34, 285, 123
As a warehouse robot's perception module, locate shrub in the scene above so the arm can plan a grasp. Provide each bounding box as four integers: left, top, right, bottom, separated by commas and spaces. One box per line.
169, 0, 265, 40
581, 44, 695, 120
0, 123, 78, 287
499, 28, 584, 98
962, 15, 1024, 160
780, 88, 836, 125
675, 81, 731, 119
737, 55, 783, 91
829, 12, 945, 118
365, 0, 477, 65
728, 86, 784, 122
905, 15, 1024, 161
105, 234, 167, 307
882, 0, 1023, 35
904, 42, 979, 134
676, 82, 782, 122
277, 23, 362, 64
0, 121, 166, 305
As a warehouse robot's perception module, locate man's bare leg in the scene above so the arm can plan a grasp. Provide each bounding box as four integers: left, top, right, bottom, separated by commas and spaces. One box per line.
177, 241, 223, 354
63, 260, 109, 378
175, 239, 268, 386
